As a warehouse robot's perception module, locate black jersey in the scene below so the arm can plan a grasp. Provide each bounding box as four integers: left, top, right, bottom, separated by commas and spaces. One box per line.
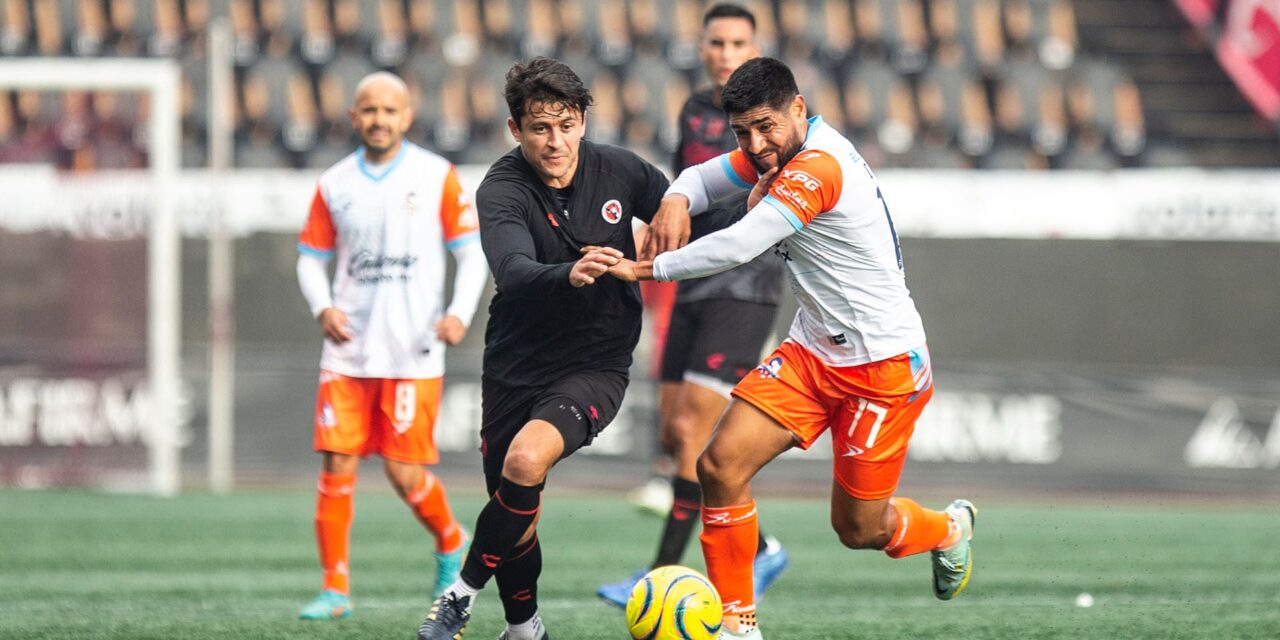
477, 140, 669, 387
673, 88, 784, 305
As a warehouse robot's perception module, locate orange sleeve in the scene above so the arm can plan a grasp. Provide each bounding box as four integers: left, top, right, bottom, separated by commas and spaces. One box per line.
439, 165, 480, 247
725, 149, 760, 188
764, 150, 843, 227
298, 186, 336, 256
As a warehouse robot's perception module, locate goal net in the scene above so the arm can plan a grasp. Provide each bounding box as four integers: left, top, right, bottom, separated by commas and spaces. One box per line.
0, 58, 182, 496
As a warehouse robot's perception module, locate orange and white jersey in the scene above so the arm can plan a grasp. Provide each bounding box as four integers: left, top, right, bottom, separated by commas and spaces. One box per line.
297, 143, 481, 378
658, 115, 926, 366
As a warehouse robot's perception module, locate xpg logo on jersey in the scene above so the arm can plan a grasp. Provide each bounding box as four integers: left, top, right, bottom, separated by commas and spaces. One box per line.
756, 356, 784, 380
403, 191, 418, 215
601, 199, 623, 224
782, 168, 823, 191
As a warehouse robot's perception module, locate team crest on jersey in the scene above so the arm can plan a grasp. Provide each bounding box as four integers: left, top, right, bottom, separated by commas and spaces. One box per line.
756, 356, 785, 380
601, 199, 623, 224
403, 191, 419, 215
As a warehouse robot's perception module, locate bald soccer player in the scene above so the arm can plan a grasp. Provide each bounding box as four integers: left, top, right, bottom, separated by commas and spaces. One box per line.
295, 71, 490, 620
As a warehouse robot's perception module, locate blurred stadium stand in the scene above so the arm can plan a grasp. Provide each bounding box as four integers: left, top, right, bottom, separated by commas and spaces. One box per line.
1, 0, 1277, 170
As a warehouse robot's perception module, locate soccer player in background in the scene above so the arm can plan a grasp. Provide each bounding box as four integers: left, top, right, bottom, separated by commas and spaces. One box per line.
611, 58, 977, 639
415, 57, 670, 640
597, 2, 790, 609
294, 71, 489, 621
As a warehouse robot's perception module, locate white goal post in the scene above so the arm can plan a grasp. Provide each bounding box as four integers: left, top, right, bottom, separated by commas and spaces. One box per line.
0, 58, 182, 496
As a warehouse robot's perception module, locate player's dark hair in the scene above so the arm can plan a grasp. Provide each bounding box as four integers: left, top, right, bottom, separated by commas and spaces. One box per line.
703, 3, 756, 30
721, 57, 798, 115
504, 57, 594, 127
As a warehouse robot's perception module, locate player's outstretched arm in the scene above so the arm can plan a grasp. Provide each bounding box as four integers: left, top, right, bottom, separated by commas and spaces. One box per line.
606, 259, 654, 282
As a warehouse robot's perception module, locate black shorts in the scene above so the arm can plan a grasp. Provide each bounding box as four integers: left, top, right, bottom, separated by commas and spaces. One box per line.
659, 298, 779, 387
479, 370, 629, 482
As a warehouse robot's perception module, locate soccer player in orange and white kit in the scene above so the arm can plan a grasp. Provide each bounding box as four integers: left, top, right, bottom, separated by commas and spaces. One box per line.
294, 71, 489, 621
609, 58, 977, 639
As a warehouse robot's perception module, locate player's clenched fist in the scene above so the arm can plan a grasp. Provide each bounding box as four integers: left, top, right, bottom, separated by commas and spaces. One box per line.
318, 307, 354, 344
570, 246, 624, 287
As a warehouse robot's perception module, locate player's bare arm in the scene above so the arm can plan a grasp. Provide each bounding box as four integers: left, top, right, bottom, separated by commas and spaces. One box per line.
607, 259, 653, 283
640, 195, 692, 260
318, 307, 354, 344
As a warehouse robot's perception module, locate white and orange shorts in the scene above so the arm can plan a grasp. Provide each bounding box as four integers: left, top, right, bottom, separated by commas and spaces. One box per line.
731, 341, 934, 500
313, 370, 444, 465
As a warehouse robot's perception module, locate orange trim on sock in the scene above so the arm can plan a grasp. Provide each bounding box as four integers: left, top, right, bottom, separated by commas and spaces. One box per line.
405, 470, 465, 553
316, 471, 356, 594
883, 497, 954, 559
700, 502, 759, 616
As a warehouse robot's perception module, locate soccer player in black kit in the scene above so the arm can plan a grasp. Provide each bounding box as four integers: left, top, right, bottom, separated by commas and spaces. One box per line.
416, 57, 668, 640
597, 2, 790, 609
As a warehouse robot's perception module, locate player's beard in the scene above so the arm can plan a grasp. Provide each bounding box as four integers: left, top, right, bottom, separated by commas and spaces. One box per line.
747, 133, 803, 174
362, 127, 399, 159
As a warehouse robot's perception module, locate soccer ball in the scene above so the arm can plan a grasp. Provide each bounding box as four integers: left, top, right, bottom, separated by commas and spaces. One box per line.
625, 565, 722, 640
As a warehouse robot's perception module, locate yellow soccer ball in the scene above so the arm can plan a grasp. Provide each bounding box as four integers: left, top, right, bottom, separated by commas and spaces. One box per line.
625, 565, 722, 640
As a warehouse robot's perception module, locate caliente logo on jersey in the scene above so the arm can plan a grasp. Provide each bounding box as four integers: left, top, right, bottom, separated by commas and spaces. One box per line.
601, 199, 623, 224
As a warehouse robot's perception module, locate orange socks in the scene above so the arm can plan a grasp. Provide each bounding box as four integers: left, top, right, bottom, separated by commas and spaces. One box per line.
883, 497, 959, 558
699, 501, 759, 616
315, 471, 356, 594
404, 470, 465, 553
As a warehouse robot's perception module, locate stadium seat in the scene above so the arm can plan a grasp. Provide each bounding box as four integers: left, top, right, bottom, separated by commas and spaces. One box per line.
844, 60, 918, 156
1, 0, 32, 56
818, 0, 855, 69
517, 0, 557, 59
995, 58, 1067, 156
370, 0, 409, 67
595, 0, 632, 68
70, 0, 110, 57
627, 0, 665, 57
945, 0, 1003, 77
32, 0, 67, 55
300, 0, 335, 65
776, 0, 815, 61
228, 0, 259, 66
665, 0, 701, 71
334, 0, 381, 53
481, 0, 516, 53
917, 45, 993, 156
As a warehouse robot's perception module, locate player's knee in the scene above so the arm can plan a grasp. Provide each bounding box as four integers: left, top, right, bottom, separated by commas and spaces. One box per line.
696, 448, 743, 492
669, 413, 700, 455
832, 519, 891, 550
502, 447, 552, 486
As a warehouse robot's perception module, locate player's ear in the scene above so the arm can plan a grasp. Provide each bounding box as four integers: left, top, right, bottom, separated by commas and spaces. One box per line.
506, 116, 521, 141
791, 94, 807, 121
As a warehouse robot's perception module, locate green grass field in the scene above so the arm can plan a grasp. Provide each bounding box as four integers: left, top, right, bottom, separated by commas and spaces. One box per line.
2, 488, 1278, 639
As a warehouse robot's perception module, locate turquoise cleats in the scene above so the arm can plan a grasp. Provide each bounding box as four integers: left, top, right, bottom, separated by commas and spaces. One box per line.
931, 499, 977, 600
299, 589, 352, 620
